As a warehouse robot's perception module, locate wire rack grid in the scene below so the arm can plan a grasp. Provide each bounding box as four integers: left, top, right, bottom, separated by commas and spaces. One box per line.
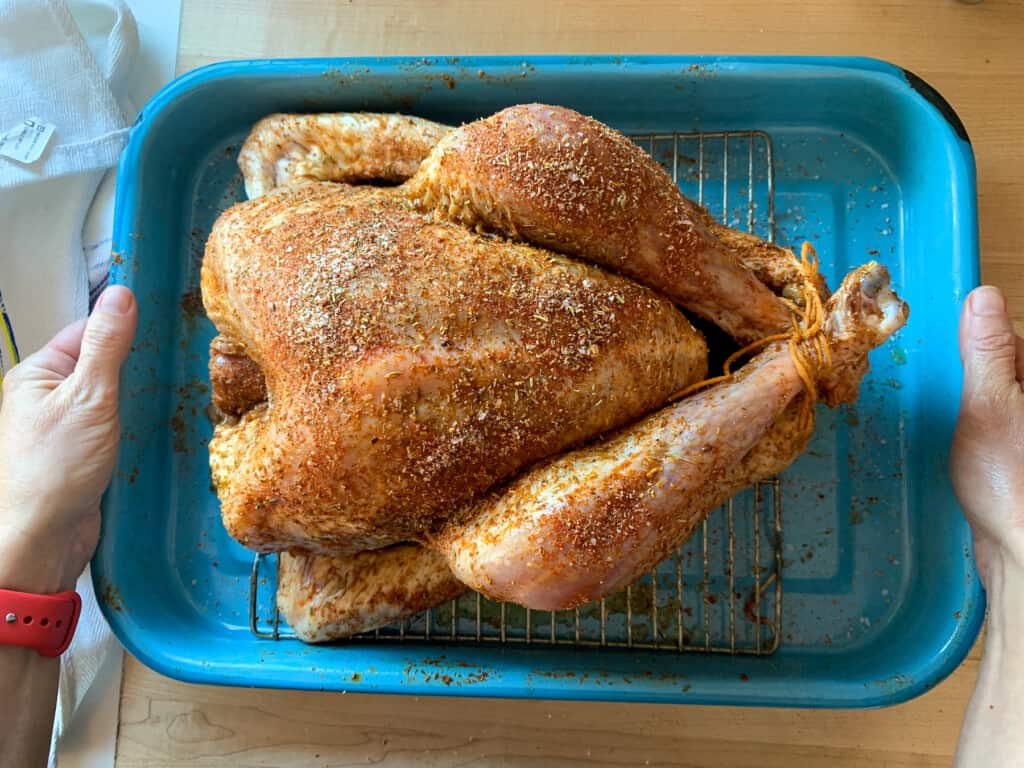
249, 129, 784, 656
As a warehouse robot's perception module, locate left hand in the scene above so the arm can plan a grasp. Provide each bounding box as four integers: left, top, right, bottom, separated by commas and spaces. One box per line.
950, 285, 1024, 588
0, 286, 137, 594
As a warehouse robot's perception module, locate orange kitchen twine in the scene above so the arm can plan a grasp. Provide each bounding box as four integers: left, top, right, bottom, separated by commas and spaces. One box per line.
671, 242, 833, 426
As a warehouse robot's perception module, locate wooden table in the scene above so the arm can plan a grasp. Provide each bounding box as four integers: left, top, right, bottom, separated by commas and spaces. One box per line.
117, 1, 1024, 764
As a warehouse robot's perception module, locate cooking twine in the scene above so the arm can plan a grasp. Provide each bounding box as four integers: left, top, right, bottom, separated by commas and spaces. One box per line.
671, 242, 832, 428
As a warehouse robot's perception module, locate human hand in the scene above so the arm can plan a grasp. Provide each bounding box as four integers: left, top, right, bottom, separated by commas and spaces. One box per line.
0, 286, 137, 594
950, 285, 1024, 588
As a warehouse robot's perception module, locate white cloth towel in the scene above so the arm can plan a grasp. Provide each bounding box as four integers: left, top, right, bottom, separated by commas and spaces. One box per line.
0, 0, 133, 190
0, 0, 137, 357
0, 1, 137, 765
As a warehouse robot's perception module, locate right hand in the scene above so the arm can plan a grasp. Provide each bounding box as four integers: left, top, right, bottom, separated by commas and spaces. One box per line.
950, 285, 1024, 587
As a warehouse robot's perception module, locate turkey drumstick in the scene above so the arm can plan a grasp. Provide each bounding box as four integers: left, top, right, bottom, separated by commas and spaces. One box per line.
436, 262, 908, 610
405, 104, 795, 343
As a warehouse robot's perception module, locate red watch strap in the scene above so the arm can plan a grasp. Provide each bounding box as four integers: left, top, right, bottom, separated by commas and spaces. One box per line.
0, 589, 81, 657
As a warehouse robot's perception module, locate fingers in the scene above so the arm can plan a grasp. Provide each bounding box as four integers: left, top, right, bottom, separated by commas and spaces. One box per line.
72, 286, 137, 399
959, 286, 1020, 402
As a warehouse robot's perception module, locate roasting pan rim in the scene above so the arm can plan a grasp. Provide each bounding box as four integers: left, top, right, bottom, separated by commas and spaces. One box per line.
96, 53, 982, 708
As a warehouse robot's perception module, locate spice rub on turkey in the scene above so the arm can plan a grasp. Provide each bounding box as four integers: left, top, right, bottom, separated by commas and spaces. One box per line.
204, 182, 709, 555
204, 104, 907, 640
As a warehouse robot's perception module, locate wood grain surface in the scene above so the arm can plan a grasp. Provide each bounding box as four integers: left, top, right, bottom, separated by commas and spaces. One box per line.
118, 1, 1023, 764
118, 640, 981, 767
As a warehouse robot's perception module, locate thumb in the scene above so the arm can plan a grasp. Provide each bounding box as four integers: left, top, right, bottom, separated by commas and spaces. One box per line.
73, 286, 137, 397
959, 285, 1018, 401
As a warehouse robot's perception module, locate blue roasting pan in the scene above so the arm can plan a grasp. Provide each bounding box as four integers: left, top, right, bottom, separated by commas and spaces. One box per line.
96, 56, 981, 707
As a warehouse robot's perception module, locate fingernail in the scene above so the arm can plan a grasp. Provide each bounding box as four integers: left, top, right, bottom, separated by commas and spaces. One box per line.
97, 286, 133, 315
970, 286, 1005, 317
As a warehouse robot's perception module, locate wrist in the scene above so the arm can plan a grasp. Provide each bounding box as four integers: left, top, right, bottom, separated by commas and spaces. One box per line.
0, 517, 80, 595
981, 544, 1024, 641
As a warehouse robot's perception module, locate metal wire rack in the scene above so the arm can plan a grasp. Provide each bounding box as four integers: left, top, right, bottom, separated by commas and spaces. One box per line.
249, 129, 784, 656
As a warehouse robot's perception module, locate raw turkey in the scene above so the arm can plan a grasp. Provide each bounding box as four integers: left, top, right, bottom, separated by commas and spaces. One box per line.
206, 105, 908, 642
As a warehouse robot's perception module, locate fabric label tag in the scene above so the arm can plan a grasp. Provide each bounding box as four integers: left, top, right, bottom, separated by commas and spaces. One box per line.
0, 118, 56, 164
